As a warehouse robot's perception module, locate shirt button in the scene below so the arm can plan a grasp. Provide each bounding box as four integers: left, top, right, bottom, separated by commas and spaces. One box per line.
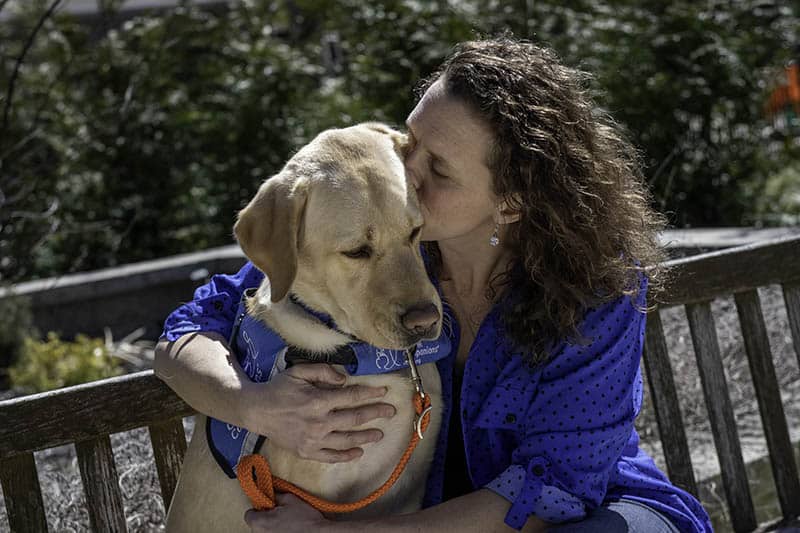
532, 465, 545, 476
504, 413, 516, 424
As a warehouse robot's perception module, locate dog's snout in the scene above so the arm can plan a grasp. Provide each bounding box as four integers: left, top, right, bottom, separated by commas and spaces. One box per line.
401, 303, 440, 338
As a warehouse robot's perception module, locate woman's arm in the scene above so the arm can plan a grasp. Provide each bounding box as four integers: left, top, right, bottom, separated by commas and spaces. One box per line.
155, 262, 397, 461
244, 490, 548, 533
154, 332, 258, 429
155, 333, 397, 462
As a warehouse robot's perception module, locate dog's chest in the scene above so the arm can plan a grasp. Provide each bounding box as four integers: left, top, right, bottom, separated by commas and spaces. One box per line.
261, 364, 443, 517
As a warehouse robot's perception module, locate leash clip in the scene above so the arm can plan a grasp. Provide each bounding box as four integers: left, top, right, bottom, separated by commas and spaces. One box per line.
405, 345, 431, 439
405, 346, 425, 399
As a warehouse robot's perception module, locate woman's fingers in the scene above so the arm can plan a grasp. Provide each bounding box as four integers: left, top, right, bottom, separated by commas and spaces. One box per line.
286, 362, 347, 386
323, 428, 384, 450
323, 381, 390, 408
243, 509, 270, 528
313, 447, 365, 464
251, 363, 397, 462
327, 402, 396, 429
287, 363, 389, 405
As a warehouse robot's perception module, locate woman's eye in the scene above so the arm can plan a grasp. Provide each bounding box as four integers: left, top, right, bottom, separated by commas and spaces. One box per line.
342, 246, 372, 259
431, 166, 449, 180
429, 159, 448, 179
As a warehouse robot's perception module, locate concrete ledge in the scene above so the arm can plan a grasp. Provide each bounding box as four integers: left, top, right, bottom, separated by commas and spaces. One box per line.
3, 228, 799, 340
1, 245, 247, 341
660, 227, 800, 250
1, 245, 245, 305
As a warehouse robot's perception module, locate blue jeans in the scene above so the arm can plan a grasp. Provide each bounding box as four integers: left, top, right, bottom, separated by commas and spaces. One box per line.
547, 499, 680, 533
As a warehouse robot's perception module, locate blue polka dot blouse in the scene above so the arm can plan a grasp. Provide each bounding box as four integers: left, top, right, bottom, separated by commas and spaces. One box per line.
162, 262, 712, 532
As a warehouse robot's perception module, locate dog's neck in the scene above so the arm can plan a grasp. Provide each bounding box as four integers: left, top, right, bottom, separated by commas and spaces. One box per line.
247, 280, 354, 354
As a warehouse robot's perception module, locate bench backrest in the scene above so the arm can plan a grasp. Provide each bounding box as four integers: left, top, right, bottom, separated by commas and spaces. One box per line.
0, 372, 194, 532
643, 235, 800, 532
1, 235, 799, 532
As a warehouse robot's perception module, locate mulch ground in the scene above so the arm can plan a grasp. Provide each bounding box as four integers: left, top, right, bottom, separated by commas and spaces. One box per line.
1, 286, 798, 532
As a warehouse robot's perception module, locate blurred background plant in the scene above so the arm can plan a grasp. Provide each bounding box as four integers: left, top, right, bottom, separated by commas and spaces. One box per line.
0, 0, 797, 286
0, 0, 798, 391
0, 292, 32, 388
8, 331, 123, 393
752, 160, 800, 225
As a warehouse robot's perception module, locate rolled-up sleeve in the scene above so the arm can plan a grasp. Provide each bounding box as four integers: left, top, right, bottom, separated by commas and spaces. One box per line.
161, 261, 263, 342
483, 281, 648, 529
486, 461, 586, 525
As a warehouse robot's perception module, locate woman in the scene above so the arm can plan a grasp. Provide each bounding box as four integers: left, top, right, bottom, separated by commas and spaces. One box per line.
156, 36, 711, 532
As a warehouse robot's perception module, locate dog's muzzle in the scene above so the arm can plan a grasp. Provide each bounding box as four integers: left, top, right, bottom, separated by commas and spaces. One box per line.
400, 303, 441, 341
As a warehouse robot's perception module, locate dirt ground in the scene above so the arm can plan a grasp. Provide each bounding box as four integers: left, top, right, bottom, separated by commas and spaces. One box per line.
1, 285, 798, 532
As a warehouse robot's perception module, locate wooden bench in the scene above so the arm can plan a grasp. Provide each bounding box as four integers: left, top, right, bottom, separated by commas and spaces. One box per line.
1, 235, 800, 532
642, 234, 800, 532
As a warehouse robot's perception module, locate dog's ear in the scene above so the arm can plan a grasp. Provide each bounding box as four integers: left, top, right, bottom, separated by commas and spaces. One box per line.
234, 173, 308, 302
364, 122, 409, 158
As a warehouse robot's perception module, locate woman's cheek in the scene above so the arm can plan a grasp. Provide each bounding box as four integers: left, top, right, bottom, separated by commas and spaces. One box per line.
421, 185, 447, 214
415, 188, 434, 217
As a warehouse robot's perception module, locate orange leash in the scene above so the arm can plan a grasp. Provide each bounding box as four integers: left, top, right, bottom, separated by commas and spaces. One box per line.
237, 391, 432, 514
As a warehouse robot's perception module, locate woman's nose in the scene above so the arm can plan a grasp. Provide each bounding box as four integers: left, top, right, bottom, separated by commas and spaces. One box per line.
404, 150, 423, 190
406, 167, 422, 190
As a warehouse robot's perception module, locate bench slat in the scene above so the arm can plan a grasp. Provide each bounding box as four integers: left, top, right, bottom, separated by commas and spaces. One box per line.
783, 282, 800, 369
148, 418, 188, 509
734, 290, 800, 519
685, 301, 757, 532
75, 436, 127, 533
642, 310, 697, 495
659, 235, 800, 307
0, 453, 48, 533
0, 370, 194, 460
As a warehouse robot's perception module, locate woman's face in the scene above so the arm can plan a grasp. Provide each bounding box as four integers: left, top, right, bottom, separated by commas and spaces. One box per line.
404, 78, 499, 245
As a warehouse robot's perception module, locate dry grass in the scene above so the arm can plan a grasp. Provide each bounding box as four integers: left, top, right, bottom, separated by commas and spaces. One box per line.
1, 286, 798, 532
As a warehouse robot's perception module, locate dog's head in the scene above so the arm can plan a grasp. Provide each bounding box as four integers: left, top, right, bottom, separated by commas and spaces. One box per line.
234, 123, 442, 349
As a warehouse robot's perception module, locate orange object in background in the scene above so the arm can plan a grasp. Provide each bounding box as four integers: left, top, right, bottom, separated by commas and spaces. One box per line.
788, 63, 800, 104
766, 62, 800, 117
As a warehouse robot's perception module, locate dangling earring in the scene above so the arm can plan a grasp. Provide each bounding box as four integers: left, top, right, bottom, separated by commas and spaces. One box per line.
489, 224, 500, 247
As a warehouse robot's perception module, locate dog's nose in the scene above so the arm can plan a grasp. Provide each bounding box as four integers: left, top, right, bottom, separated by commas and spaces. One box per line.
401, 303, 440, 337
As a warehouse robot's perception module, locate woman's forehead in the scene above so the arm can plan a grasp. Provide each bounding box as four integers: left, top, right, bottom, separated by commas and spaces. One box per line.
407, 80, 494, 169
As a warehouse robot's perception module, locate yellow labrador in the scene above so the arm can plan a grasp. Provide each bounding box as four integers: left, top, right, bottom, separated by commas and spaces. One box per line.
166, 123, 444, 531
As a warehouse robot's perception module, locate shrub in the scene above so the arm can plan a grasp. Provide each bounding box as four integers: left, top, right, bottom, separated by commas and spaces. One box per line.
9, 332, 123, 393
751, 162, 800, 225
0, 292, 33, 382
1, 1, 797, 283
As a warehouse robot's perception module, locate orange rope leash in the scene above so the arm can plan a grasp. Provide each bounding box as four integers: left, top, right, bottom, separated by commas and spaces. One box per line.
237, 392, 432, 514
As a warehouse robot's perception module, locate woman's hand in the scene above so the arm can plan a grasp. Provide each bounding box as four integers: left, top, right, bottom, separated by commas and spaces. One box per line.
241, 363, 396, 463
244, 494, 328, 532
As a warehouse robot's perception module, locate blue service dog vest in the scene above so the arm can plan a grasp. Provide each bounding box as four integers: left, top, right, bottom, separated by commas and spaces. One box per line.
207, 293, 451, 478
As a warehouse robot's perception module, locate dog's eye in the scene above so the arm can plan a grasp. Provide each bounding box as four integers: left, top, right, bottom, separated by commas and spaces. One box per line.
409, 227, 421, 243
342, 246, 372, 259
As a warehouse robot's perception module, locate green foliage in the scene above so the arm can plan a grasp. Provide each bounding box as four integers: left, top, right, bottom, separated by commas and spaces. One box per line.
461, 0, 799, 226
1, 2, 333, 280
9, 332, 123, 393
0, 292, 33, 382
752, 161, 800, 225
0, 1, 798, 283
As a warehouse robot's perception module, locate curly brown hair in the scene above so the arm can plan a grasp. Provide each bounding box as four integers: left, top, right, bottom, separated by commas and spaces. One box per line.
419, 36, 668, 365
